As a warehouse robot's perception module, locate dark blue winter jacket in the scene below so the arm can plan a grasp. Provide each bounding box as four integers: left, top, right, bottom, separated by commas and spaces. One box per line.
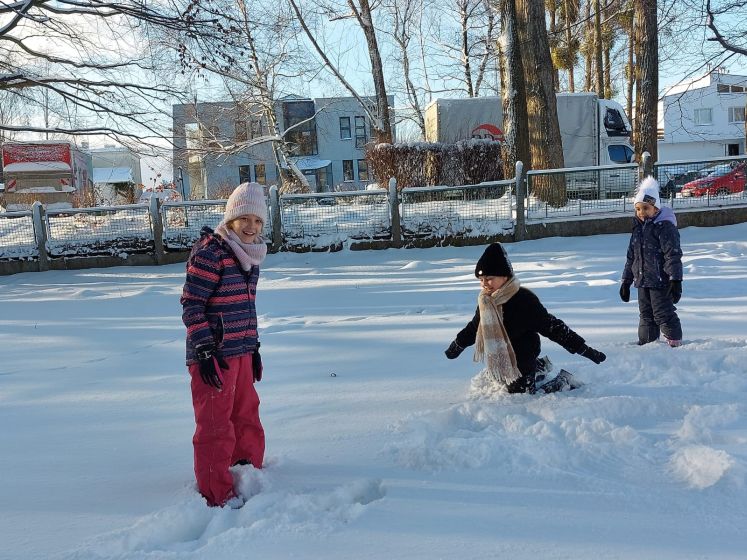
622, 206, 683, 289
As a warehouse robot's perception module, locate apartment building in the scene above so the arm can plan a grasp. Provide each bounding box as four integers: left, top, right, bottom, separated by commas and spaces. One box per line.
658, 69, 747, 162
172, 96, 394, 198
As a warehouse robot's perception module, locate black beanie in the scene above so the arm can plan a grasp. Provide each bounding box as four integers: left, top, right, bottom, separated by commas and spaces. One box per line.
475, 243, 514, 278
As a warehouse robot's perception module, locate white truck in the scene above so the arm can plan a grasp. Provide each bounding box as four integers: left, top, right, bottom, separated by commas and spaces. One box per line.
424, 93, 637, 198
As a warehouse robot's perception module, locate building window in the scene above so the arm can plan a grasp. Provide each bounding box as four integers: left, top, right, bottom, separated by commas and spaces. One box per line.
717, 84, 730, 93
283, 100, 318, 156
239, 165, 251, 184
340, 117, 351, 139
343, 160, 354, 181
728, 107, 745, 123
249, 119, 262, 139
354, 116, 367, 148
694, 108, 713, 126
254, 163, 266, 184
357, 159, 369, 182
732, 85, 745, 93
235, 120, 247, 142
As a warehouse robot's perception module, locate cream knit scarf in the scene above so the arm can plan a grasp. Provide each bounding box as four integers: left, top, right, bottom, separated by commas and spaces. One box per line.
216, 222, 267, 271
474, 276, 522, 385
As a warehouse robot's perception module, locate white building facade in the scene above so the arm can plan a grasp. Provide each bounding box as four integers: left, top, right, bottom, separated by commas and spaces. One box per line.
658, 70, 747, 162
172, 96, 393, 198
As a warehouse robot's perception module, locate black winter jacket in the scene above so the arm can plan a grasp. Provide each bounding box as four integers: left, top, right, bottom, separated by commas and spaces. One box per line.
622, 206, 683, 289
455, 287, 586, 376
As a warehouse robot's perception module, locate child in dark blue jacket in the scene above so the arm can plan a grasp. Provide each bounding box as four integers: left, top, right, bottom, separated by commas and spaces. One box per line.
620, 177, 683, 347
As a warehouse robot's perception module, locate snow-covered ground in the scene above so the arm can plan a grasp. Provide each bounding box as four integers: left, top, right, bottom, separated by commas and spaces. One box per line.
1, 223, 746, 560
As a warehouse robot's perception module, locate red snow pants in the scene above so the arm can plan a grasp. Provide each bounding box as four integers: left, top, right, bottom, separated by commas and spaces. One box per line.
189, 353, 265, 506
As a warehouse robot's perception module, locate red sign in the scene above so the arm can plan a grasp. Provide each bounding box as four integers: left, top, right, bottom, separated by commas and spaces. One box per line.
2, 143, 72, 167
471, 124, 505, 143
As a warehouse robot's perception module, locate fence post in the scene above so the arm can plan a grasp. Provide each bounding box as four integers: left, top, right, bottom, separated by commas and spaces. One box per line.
641, 151, 653, 179
269, 185, 282, 253
514, 160, 526, 241
150, 196, 165, 264
388, 177, 402, 248
31, 201, 50, 272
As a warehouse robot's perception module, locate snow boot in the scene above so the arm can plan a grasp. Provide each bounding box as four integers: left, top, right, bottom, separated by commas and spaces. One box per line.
538, 369, 583, 394
666, 338, 682, 348
534, 355, 554, 384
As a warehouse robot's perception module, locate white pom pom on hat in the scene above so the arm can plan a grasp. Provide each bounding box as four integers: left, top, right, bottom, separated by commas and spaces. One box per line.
633, 176, 661, 208
223, 182, 268, 224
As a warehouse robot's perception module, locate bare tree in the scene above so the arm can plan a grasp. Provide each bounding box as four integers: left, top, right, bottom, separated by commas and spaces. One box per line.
287, 0, 394, 143
382, 0, 427, 137
499, 0, 530, 177
0, 0, 230, 145
517, 0, 566, 204
634, 0, 658, 160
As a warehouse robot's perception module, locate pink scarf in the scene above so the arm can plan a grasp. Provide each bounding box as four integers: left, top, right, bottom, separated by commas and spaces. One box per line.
216, 222, 267, 270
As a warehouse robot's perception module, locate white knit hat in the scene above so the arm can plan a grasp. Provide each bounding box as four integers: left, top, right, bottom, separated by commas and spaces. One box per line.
223, 182, 267, 224
633, 176, 660, 208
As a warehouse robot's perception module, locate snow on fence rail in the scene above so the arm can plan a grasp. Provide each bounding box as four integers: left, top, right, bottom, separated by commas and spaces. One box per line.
280, 189, 391, 247
0, 210, 38, 259
400, 180, 514, 238
45, 205, 154, 257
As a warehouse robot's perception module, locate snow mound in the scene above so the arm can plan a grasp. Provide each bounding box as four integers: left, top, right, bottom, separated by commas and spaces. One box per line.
65, 464, 385, 558
669, 445, 734, 489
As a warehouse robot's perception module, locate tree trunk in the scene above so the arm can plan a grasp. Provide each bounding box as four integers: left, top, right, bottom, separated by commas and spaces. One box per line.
635, 0, 658, 161
626, 24, 635, 123
584, 0, 592, 91
595, 0, 604, 98
351, 0, 394, 143
499, 0, 531, 179
565, 0, 575, 92
516, 0, 565, 205
460, 1, 475, 97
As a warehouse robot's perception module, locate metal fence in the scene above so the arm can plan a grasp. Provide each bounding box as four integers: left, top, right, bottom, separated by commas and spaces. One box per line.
162, 200, 227, 250
0, 210, 38, 259
400, 180, 514, 239
45, 205, 154, 257
525, 164, 639, 220
280, 189, 391, 245
653, 155, 747, 210
4, 152, 747, 267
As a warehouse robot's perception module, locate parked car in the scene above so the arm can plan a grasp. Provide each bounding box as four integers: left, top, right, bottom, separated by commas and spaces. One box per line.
138, 187, 183, 204
658, 166, 706, 198
680, 162, 746, 197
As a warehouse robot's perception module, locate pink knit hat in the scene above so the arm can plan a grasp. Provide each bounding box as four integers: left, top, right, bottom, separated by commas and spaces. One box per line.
223, 182, 267, 224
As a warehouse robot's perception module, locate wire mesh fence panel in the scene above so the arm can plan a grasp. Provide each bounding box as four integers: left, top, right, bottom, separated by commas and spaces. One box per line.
46, 205, 154, 257
280, 190, 390, 247
400, 181, 514, 239
162, 200, 227, 250
0, 211, 38, 260
654, 156, 747, 210
526, 165, 638, 220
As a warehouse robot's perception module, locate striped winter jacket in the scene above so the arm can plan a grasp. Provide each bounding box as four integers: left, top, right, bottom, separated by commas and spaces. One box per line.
181, 227, 259, 365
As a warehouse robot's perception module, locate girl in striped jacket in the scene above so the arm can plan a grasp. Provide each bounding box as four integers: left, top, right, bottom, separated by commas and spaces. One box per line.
181, 182, 268, 508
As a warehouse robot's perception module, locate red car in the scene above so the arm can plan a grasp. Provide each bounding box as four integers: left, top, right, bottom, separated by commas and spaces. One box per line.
680, 162, 746, 197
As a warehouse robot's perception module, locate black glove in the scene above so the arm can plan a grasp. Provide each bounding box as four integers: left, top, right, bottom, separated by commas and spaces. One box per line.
445, 340, 464, 359
579, 344, 606, 364
619, 282, 631, 303
252, 342, 263, 382
667, 280, 682, 304
195, 345, 229, 389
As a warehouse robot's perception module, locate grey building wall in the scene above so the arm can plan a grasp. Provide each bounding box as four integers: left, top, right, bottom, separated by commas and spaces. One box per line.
172, 96, 395, 197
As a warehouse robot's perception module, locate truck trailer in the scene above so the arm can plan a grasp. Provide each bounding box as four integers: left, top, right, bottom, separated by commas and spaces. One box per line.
424, 93, 637, 198
2, 142, 93, 210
